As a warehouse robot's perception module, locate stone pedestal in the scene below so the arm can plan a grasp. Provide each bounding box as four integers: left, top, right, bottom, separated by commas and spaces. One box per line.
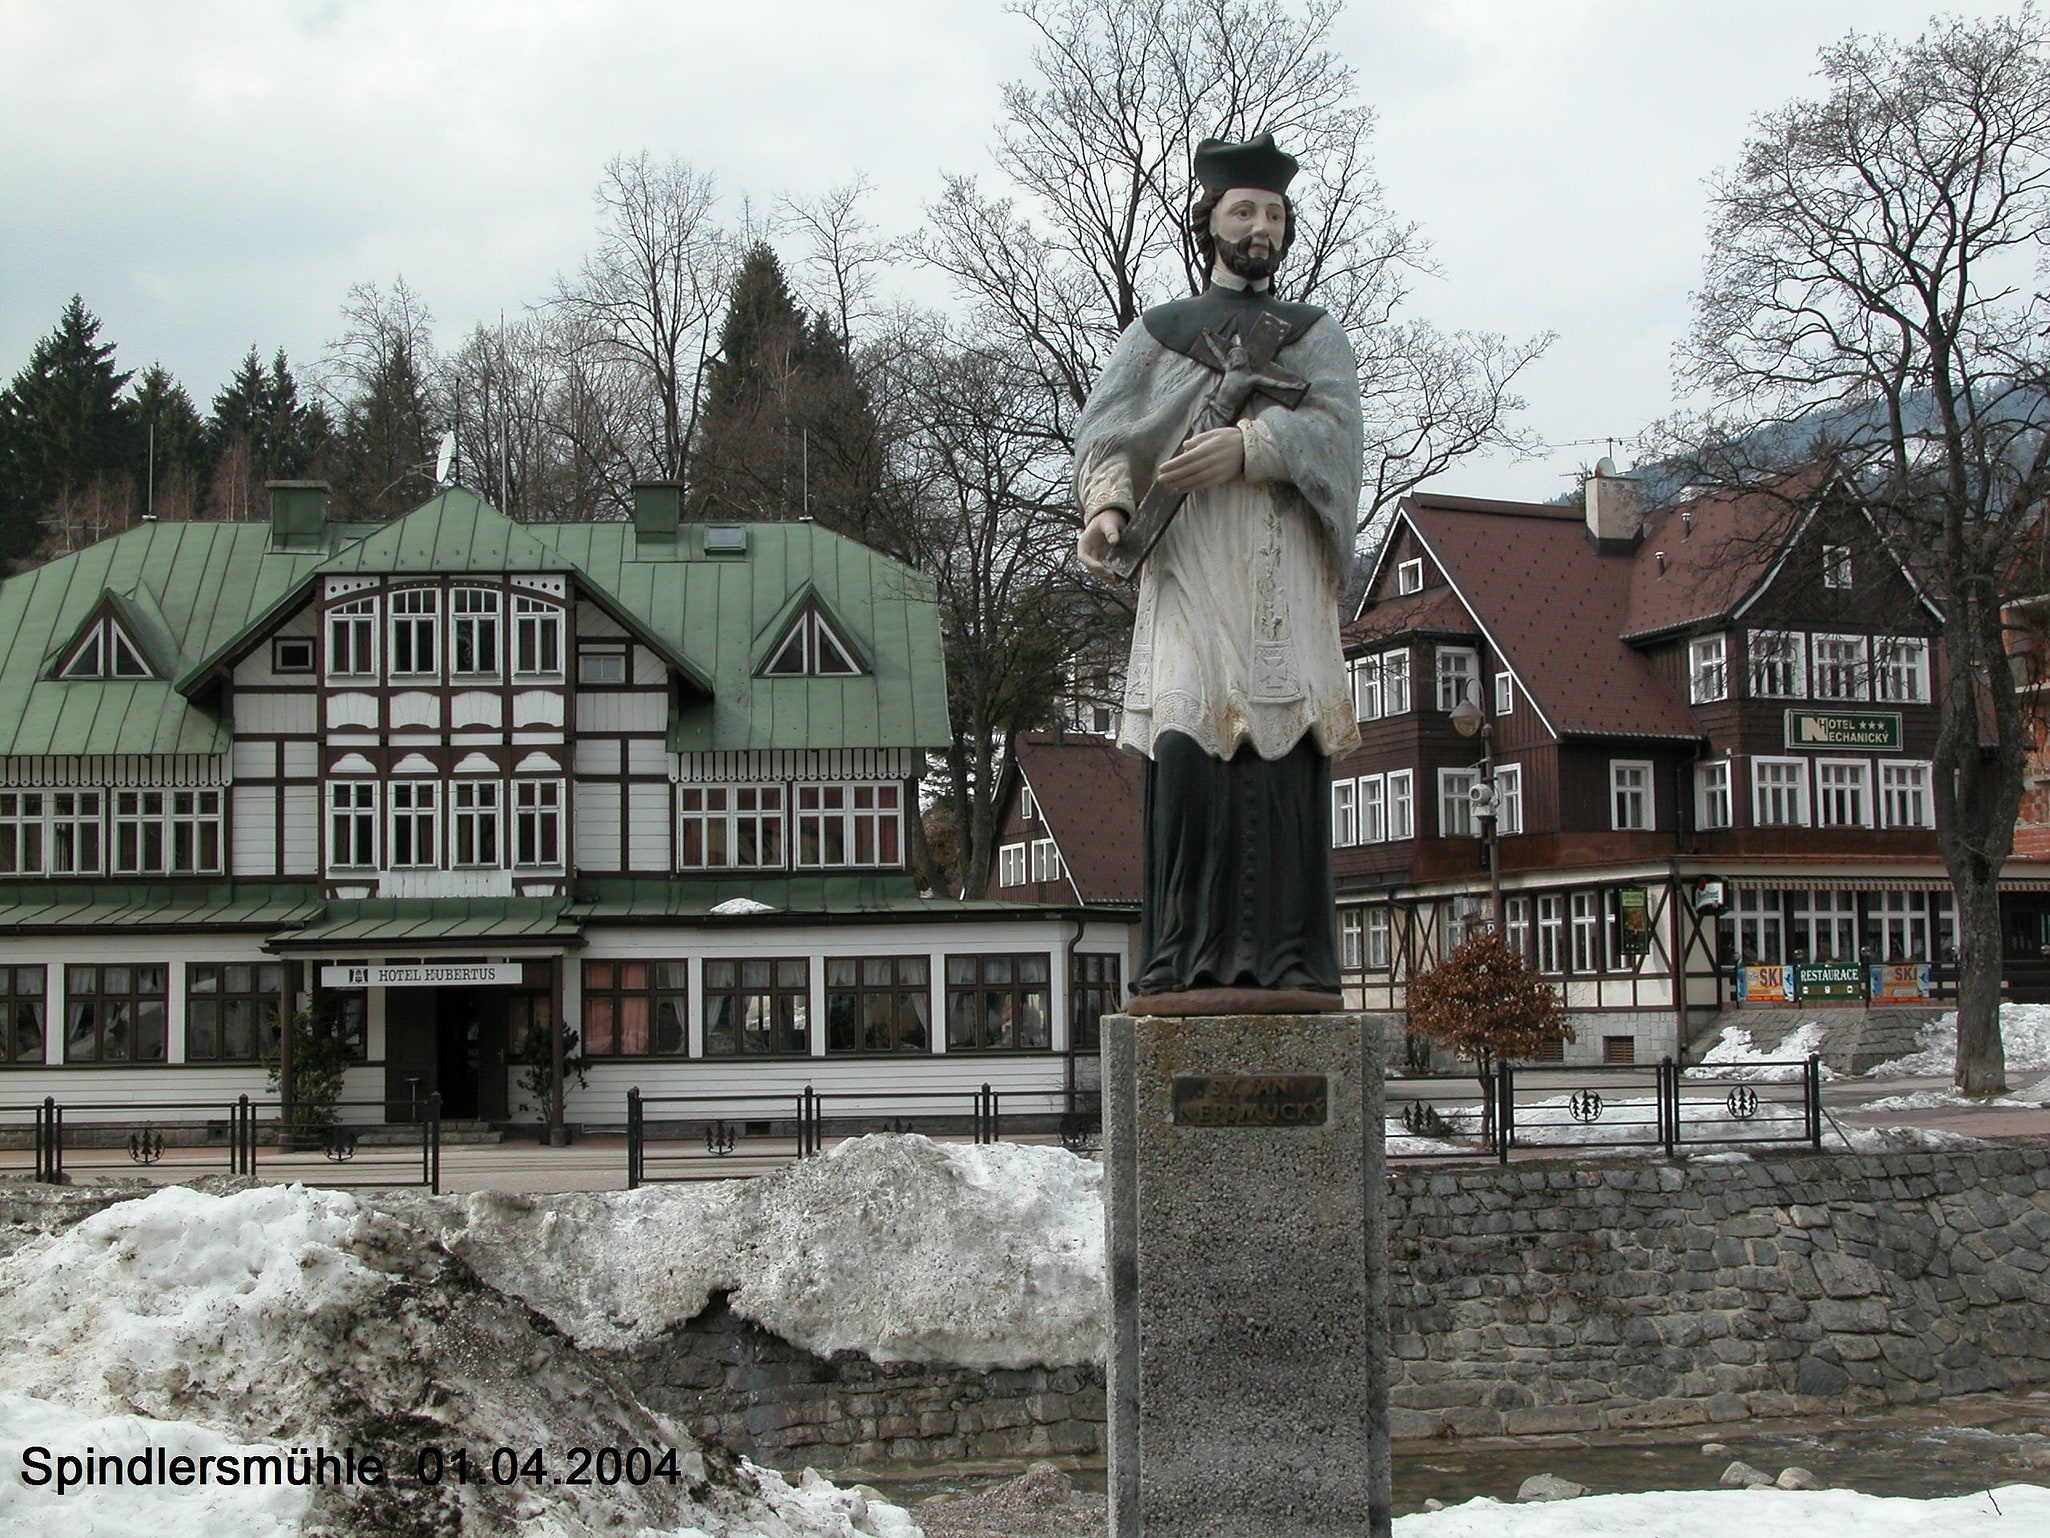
1104, 1012, 1390, 1538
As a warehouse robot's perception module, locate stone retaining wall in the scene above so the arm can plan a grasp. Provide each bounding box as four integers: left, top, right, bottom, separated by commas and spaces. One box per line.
1388, 1145, 2050, 1438
615, 1146, 2050, 1468
616, 1293, 1107, 1473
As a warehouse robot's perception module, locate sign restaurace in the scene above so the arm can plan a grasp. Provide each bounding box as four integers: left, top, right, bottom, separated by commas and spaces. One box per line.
318, 964, 526, 988
1784, 710, 1903, 751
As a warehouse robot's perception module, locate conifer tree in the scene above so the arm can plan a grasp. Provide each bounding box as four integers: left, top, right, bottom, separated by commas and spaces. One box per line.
125, 364, 209, 520
689, 244, 891, 529
0, 296, 135, 564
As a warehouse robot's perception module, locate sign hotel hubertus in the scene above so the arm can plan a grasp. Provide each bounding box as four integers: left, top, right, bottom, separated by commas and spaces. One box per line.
318, 964, 526, 988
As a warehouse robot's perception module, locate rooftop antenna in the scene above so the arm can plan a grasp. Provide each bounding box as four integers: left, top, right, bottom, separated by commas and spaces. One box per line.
434, 430, 457, 488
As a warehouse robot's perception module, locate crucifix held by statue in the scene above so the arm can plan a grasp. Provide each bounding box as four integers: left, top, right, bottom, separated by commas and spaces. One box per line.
1075, 133, 1365, 1015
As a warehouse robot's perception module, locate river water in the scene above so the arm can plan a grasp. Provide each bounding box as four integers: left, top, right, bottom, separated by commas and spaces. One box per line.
863, 1391, 2050, 1517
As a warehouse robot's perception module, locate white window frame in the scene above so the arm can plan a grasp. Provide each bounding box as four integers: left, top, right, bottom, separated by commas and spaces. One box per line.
1688, 634, 1728, 704
794, 782, 903, 869
1365, 908, 1392, 970
1019, 783, 1037, 822
512, 594, 564, 679
388, 780, 440, 868
1504, 896, 1532, 959
1696, 761, 1732, 830
576, 645, 628, 685
451, 779, 502, 867
58, 618, 152, 679
678, 785, 786, 869
1536, 895, 1565, 974
1352, 655, 1383, 721
1386, 769, 1414, 840
387, 586, 439, 678
997, 842, 1027, 887
1397, 558, 1423, 595
1359, 775, 1386, 844
1382, 650, 1411, 715
1339, 908, 1364, 971
1493, 670, 1513, 716
1610, 760, 1653, 831
1823, 543, 1853, 589
1875, 636, 1930, 703
1029, 836, 1062, 882
328, 781, 378, 870
1570, 890, 1599, 973
1880, 760, 1934, 829
1435, 647, 1479, 712
0, 790, 107, 876
513, 779, 564, 867
1332, 779, 1358, 847
1439, 767, 1478, 839
326, 596, 377, 680
1493, 763, 1523, 835
1814, 758, 1872, 829
1811, 633, 1869, 701
1748, 630, 1807, 698
1753, 757, 1809, 827
450, 585, 501, 677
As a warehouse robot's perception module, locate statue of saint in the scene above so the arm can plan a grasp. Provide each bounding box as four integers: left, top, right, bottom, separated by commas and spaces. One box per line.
1074, 133, 1363, 1013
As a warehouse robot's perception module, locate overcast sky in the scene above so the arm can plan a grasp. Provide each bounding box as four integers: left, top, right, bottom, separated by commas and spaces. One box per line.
1, 0, 2035, 501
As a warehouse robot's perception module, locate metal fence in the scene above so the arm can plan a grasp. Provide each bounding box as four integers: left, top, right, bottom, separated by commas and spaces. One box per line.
258, 1097, 444, 1193
1, 1096, 260, 1185
1384, 1057, 1824, 1163
627, 1084, 1005, 1188
1, 1095, 442, 1192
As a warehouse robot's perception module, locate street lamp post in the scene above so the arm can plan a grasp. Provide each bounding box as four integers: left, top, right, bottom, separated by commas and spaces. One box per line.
1449, 698, 1502, 935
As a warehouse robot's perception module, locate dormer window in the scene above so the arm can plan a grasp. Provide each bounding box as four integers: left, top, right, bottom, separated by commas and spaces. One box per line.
761, 602, 863, 678
59, 619, 151, 680
1397, 558, 1424, 595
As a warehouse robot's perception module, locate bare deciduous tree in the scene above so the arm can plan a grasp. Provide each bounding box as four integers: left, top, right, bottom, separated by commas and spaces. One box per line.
552, 153, 728, 499
1672, 10, 2050, 1094
922, 0, 1549, 521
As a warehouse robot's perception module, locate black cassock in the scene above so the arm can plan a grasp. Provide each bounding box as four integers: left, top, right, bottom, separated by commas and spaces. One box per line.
1137, 729, 1342, 995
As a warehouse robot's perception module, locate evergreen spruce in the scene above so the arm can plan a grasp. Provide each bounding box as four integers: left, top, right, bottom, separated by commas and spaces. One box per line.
0, 296, 135, 564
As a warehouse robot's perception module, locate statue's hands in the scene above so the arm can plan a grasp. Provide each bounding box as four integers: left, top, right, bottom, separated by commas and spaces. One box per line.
1157, 425, 1245, 492
1077, 507, 1128, 579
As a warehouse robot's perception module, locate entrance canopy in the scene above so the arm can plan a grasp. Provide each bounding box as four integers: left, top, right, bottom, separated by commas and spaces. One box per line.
268, 897, 583, 954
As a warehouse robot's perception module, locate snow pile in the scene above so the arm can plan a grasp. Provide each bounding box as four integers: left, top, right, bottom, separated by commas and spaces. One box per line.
0, 1182, 918, 1537
445, 1133, 1104, 1368
0, 1393, 309, 1536
1691, 1022, 1836, 1081
1865, 1003, 2050, 1079
1399, 1484, 2050, 1536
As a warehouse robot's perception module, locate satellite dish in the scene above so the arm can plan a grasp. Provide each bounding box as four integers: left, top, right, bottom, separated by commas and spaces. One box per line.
434, 431, 456, 487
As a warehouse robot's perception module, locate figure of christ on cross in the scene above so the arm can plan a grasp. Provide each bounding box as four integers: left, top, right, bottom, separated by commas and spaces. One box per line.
1075, 133, 1364, 1015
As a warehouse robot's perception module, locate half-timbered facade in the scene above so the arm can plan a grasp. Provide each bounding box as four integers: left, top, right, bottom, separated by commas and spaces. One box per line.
1334, 468, 2044, 1063
0, 484, 1131, 1125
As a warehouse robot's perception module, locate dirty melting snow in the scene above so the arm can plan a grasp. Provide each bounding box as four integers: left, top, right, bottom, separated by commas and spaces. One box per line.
1401, 1484, 2050, 1536
1864, 1003, 2050, 1084
445, 1134, 1104, 1368
0, 1180, 919, 1537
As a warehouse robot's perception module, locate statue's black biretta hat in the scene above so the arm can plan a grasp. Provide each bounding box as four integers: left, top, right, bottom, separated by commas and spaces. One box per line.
1192, 133, 1299, 196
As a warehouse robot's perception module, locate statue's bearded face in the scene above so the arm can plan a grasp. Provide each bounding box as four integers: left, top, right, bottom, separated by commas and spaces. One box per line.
1209, 188, 1288, 281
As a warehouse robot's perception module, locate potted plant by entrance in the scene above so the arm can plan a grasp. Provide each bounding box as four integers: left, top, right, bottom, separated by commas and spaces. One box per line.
515, 1020, 588, 1145
263, 1005, 354, 1152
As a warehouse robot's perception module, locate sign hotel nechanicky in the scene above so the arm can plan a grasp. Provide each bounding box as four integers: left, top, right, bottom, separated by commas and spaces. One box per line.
1783, 710, 1904, 752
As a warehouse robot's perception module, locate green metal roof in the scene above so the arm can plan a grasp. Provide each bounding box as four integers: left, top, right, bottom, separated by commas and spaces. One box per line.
0, 882, 322, 932
576, 876, 1129, 923
273, 896, 583, 948
0, 490, 950, 760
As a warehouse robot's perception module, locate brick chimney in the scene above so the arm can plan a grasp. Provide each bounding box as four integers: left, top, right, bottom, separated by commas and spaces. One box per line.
1584, 457, 1643, 554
